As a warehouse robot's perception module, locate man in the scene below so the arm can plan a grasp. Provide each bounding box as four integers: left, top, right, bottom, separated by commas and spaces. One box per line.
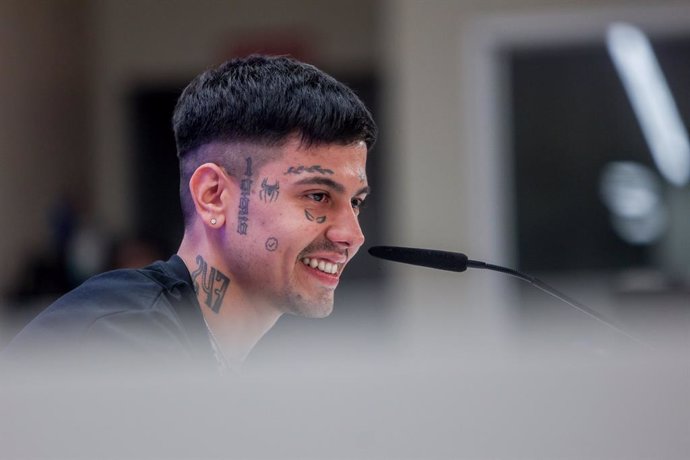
3, 55, 377, 372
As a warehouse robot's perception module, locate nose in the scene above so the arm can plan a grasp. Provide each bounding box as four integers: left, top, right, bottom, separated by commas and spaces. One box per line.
325, 205, 365, 250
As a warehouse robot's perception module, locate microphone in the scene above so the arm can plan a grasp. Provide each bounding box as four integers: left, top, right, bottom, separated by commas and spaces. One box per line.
368, 245, 650, 348
368, 246, 469, 272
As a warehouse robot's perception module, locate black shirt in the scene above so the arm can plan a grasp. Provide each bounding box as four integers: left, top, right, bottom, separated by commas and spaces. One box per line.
2, 255, 217, 372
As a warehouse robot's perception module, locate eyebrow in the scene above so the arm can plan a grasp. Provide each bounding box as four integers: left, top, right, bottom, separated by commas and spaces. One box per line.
293, 177, 370, 196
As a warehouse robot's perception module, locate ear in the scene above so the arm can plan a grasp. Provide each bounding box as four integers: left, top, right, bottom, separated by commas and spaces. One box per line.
188, 163, 234, 228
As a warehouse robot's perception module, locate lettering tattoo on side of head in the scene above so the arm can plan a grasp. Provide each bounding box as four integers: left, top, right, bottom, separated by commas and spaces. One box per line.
190, 255, 230, 313
284, 165, 334, 176
305, 209, 327, 224
259, 178, 280, 203
265, 237, 278, 252
237, 157, 253, 235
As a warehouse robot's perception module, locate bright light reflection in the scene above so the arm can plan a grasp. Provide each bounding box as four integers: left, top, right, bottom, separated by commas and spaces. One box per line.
600, 161, 660, 218
606, 22, 690, 187
611, 208, 667, 245
600, 161, 667, 244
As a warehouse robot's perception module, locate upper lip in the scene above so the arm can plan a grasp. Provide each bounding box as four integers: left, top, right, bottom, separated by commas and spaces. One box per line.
301, 253, 348, 265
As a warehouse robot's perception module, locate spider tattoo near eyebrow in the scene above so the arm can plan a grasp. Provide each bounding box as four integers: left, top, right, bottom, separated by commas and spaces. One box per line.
259, 178, 280, 203
284, 165, 334, 176
305, 209, 326, 224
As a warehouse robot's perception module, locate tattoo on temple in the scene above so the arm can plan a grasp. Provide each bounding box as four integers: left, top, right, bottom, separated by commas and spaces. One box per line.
237, 157, 253, 235
259, 178, 280, 203
265, 237, 278, 252
305, 209, 327, 224
189, 255, 230, 313
284, 165, 334, 176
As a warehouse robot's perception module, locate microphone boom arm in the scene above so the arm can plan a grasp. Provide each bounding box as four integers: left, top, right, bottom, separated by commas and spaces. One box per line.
467, 260, 647, 347
369, 246, 650, 348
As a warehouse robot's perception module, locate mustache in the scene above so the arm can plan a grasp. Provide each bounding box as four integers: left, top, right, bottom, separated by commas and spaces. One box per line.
299, 240, 349, 259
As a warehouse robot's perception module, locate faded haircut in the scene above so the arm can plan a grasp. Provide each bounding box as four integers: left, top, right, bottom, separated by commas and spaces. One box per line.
172, 55, 377, 225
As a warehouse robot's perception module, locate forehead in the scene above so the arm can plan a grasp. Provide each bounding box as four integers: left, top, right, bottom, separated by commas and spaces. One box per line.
273, 139, 368, 172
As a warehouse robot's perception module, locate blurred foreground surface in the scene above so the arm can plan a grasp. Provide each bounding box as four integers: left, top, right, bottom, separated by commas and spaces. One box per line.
2, 323, 688, 460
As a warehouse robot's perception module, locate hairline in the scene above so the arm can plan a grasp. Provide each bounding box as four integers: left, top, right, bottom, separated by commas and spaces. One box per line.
178, 133, 370, 161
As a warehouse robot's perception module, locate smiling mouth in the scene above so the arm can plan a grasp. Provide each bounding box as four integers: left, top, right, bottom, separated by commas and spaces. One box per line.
301, 257, 340, 275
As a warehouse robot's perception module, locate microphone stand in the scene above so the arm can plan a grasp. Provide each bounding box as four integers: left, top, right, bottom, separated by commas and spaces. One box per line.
369, 246, 652, 349
466, 260, 650, 348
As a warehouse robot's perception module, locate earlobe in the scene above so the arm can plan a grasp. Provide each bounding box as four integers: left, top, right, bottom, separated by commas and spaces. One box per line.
189, 163, 233, 228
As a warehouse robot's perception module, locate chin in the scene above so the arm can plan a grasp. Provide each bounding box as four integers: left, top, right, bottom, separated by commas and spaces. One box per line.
285, 293, 334, 318
305, 304, 334, 319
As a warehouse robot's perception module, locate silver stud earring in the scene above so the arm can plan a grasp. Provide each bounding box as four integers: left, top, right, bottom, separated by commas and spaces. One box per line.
210, 218, 217, 225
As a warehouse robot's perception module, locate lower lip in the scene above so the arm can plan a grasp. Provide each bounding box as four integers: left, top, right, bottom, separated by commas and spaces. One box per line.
301, 263, 340, 288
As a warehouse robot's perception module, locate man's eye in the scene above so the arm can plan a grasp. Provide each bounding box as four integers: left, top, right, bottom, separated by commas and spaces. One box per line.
307, 192, 328, 203
351, 198, 365, 209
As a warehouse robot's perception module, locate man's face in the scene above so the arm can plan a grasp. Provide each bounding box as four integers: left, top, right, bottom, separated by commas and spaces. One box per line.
223, 139, 369, 318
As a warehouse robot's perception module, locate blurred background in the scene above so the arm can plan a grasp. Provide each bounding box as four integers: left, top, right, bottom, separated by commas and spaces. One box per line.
1, 0, 689, 359
3, 2, 690, 459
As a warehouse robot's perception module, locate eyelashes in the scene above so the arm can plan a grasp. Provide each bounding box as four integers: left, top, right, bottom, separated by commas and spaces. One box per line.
305, 192, 367, 211
351, 197, 366, 210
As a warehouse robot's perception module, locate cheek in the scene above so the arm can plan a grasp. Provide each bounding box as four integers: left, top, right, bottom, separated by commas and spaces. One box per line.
261, 204, 318, 231
255, 202, 327, 251
254, 211, 299, 252
263, 236, 280, 253
254, 205, 286, 233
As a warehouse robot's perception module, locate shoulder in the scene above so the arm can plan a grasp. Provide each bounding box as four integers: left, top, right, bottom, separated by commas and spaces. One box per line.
3, 256, 210, 364
33, 262, 179, 326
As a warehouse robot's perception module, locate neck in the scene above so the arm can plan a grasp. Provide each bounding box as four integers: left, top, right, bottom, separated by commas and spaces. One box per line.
178, 234, 282, 369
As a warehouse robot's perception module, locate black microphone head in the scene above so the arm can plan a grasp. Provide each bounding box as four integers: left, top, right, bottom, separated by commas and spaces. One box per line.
368, 246, 468, 272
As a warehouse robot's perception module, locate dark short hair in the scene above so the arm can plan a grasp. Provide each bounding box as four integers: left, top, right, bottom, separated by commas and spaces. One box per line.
172, 55, 377, 156
173, 55, 377, 226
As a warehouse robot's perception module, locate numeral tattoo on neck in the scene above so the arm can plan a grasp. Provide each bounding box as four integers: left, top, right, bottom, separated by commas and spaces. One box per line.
237, 157, 253, 235
190, 255, 230, 313
305, 209, 327, 224
284, 165, 334, 176
259, 178, 280, 203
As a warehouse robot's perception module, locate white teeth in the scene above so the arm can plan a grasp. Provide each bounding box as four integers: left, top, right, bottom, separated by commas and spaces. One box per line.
301, 257, 338, 275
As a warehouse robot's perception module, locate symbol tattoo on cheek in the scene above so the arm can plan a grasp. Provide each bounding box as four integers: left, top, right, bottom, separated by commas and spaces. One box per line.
265, 237, 278, 252
305, 209, 327, 224
259, 178, 280, 203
